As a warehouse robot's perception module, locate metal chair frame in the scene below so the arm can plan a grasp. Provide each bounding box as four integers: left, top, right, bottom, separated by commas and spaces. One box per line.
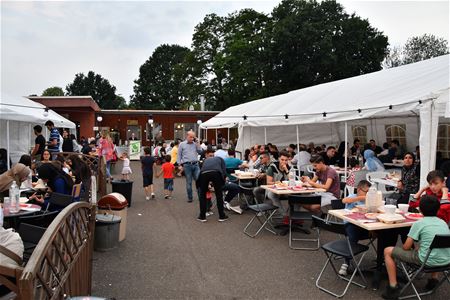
398, 234, 450, 300
243, 188, 278, 238
288, 195, 322, 250
312, 216, 369, 298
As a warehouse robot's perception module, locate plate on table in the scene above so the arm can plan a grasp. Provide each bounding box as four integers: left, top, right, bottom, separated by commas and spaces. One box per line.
405, 213, 424, 220
19, 197, 28, 204
378, 206, 402, 214
355, 205, 368, 213
364, 213, 379, 220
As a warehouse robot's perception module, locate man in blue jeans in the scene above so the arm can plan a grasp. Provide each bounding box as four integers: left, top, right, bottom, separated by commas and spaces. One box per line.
177, 131, 203, 202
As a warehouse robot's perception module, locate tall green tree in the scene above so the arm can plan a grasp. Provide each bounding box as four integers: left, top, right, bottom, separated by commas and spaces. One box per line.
66, 71, 123, 109
131, 44, 191, 109
42, 86, 64, 96
384, 34, 448, 68
269, 0, 388, 93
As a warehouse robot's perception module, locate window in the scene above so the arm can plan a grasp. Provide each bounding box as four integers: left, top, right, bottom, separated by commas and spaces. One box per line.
174, 123, 196, 140
385, 124, 406, 146
352, 125, 367, 145
437, 124, 450, 159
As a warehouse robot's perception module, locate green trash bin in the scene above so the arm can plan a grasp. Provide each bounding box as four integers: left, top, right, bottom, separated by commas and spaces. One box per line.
94, 213, 121, 252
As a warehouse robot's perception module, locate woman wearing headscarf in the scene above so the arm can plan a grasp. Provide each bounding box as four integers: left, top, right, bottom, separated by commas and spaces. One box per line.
30, 163, 74, 211
397, 152, 420, 204
363, 149, 385, 172
0, 163, 30, 193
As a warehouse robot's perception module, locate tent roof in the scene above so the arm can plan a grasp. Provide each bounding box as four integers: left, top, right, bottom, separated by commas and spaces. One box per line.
201, 55, 450, 128
0, 96, 76, 128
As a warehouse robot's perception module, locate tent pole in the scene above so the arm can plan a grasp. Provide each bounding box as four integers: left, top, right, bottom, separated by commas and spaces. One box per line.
227, 127, 230, 145
215, 129, 218, 145
344, 122, 348, 196
6, 120, 10, 170
264, 127, 267, 145
205, 129, 208, 142
296, 125, 300, 153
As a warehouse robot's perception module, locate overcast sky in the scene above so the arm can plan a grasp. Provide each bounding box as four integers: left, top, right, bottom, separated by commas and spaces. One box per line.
1, 0, 448, 103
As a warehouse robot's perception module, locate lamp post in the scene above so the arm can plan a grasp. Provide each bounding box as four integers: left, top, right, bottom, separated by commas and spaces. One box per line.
96, 115, 103, 137
197, 120, 202, 141
199, 94, 205, 111
148, 118, 154, 151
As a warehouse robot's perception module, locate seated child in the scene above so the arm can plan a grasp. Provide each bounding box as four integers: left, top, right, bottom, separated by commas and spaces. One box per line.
382, 195, 450, 299
338, 180, 372, 276
410, 170, 450, 224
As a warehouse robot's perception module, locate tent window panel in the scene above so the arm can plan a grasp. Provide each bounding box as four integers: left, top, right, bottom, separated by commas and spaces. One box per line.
437, 124, 450, 159
351, 125, 367, 145
385, 124, 406, 146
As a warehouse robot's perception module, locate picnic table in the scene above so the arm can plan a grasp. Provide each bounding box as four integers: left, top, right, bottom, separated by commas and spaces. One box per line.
260, 184, 326, 195
328, 209, 420, 289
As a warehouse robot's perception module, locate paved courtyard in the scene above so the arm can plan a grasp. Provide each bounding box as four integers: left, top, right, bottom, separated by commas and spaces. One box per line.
91, 161, 450, 299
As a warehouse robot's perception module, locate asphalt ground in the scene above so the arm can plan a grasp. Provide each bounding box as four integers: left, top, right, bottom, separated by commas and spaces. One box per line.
91, 161, 450, 300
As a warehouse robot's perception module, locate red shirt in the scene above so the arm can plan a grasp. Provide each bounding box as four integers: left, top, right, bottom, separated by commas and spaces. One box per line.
161, 162, 175, 179
410, 188, 450, 224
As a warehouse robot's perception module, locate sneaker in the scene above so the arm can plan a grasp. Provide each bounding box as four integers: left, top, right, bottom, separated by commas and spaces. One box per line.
218, 215, 229, 222
338, 263, 348, 276
206, 211, 214, 217
197, 217, 207, 223
256, 211, 264, 217
164, 195, 169, 199
151, 193, 155, 199
282, 216, 290, 225
145, 196, 150, 201
382, 284, 401, 300
187, 199, 193, 203
230, 206, 243, 214
225, 202, 231, 211
168, 196, 172, 200
425, 278, 439, 291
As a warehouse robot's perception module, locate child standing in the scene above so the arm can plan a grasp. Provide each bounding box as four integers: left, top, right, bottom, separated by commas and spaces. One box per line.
140, 147, 156, 200
382, 195, 450, 299
120, 152, 132, 180
338, 180, 372, 276
157, 155, 175, 199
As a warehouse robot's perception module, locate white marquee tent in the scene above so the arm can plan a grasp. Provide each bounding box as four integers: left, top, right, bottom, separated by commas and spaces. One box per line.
0, 95, 75, 165
201, 55, 450, 185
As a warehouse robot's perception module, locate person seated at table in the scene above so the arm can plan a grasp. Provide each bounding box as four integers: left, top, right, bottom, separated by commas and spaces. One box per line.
321, 146, 337, 166
40, 149, 52, 164
382, 195, 450, 299
286, 144, 296, 158
410, 170, 450, 224
301, 155, 340, 214
30, 163, 74, 211
0, 225, 24, 297
363, 149, 385, 172
253, 151, 291, 223
338, 180, 372, 276
292, 144, 311, 173
0, 163, 31, 193
214, 144, 228, 160
66, 154, 92, 201
350, 139, 361, 156
396, 152, 420, 204
267, 143, 280, 160
224, 149, 248, 179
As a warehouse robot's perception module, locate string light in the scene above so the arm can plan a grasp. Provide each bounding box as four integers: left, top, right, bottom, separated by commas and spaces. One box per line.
43, 108, 49, 117
284, 114, 289, 120
322, 112, 327, 118
357, 109, 362, 117
389, 105, 393, 110
243, 115, 247, 120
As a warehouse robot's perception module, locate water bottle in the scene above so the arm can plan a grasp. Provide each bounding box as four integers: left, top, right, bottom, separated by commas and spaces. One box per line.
9, 181, 20, 213
365, 186, 378, 213
288, 166, 296, 187
0, 206, 4, 227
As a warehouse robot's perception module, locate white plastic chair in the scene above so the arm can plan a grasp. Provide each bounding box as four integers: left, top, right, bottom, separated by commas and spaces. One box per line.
366, 171, 395, 198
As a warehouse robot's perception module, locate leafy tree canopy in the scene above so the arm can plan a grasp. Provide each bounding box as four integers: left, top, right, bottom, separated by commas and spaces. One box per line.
66, 71, 124, 109
42, 86, 64, 96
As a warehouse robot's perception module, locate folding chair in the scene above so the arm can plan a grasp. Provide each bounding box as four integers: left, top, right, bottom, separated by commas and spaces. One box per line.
238, 180, 257, 207
288, 194, 321, 250
312, 215, 369, 298
16, 223, 47, 263
398, 234, 450, 300
243, 190, 278, 238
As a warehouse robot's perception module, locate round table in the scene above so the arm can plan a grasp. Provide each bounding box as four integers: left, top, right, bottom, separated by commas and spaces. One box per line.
3, 204, 42, 229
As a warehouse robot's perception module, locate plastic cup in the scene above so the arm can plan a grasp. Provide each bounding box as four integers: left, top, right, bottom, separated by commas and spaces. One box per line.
398, 204, 409, 213
384, 204, 396, 215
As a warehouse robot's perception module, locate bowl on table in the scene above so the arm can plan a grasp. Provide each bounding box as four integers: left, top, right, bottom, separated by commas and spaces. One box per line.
398, 204, 409, 213
384, 204, 397, 215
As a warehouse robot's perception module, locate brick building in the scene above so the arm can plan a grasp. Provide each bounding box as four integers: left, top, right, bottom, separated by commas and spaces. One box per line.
29, 96, 233, 146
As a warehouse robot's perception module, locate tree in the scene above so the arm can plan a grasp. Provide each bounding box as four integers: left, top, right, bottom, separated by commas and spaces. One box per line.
66, 71, 121, 109
269, 0, 388, 93
42, 86, 64, 96
384, 34, 449, 68
131, 44, 191, 109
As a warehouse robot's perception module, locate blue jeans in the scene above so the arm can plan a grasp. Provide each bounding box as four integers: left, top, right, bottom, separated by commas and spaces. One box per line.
106, 160, 112, 178
184, 163, 200, 200
223, 182, 240, 203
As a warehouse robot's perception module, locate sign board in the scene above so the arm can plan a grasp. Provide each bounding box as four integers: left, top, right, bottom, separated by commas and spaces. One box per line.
129, 140, 141, 160
127, 120, 139, 126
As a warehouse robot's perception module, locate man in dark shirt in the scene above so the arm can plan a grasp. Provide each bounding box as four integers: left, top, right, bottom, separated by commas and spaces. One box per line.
350, 139, 361, 155
197, 149, 228, 222
321, 146, 337, 166
31, 125, 46, 160
368, 139, 383, 155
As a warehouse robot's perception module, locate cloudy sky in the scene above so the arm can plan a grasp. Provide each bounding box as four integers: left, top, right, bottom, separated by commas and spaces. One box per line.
1, 0, 448, 103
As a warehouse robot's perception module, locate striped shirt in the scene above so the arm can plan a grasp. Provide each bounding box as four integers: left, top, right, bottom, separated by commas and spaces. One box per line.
48, 128, 60, 153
